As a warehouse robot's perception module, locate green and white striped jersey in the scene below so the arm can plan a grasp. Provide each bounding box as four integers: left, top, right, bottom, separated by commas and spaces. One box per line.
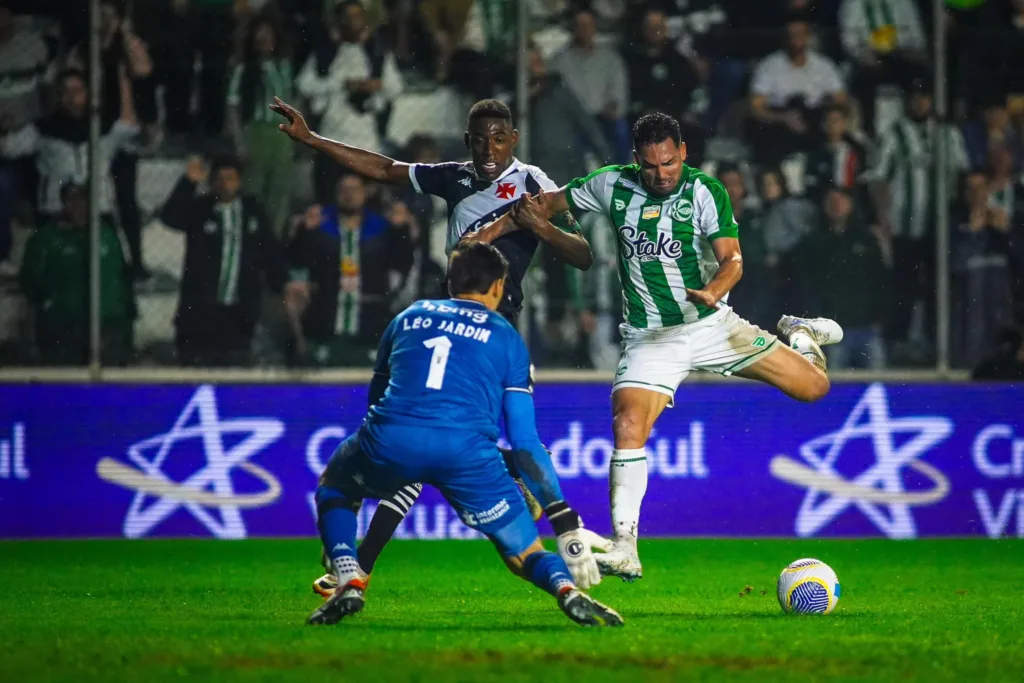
566, 163, 738, 329
864, 116, 968, 240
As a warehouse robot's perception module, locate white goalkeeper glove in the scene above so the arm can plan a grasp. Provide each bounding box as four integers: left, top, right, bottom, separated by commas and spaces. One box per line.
546, 502, 602, 591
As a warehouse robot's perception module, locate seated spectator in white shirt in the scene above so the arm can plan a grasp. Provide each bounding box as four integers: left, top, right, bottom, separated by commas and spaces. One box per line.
297, 0, 403, 204
550, 8, 631, 163
748, 19, 846, 165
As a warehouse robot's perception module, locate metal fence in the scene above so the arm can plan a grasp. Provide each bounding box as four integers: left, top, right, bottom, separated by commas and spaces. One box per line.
0, 0, 1020, 381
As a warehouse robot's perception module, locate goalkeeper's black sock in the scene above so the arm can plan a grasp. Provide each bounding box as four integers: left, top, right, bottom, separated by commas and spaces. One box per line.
357, 483, 422, 574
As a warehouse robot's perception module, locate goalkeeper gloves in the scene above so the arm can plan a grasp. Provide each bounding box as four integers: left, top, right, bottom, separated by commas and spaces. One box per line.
546, 501, 601, 591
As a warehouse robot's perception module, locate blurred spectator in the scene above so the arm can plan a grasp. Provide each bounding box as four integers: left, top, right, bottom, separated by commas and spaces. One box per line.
759, 167, 817, 314
975, 0, 1024, 107
297, 0, 403, 205
228, 13, 294, 236
551, 8, 631, 163
137, 0, 241, 139
284, 173, 413, 366
19, 182, 134, 365
0, 5, 53, 261
159, 155, 298, 366
987, 144, 1023, 226
864, 78, 968, 357
963, 95, 1023, 173
839, 0, 927, 135
627, 1, 732, 131
625, 7, 704, 164
134, 0, 191, 139
527, 45, 612, 186
189, 0, 241, 137
67, 0, 154, 281
418, 0, 498, 99
0, 5, 53, 129
379, 135, 445, 305
749, 19, 846, 164
722, 164, 777, 331
951, 170, 1015, 367
796, 186, 888, 370
972, 328, 1024, 381
804, 102, 868, 204
568, 212, 620, 372
7, 69, 139, 222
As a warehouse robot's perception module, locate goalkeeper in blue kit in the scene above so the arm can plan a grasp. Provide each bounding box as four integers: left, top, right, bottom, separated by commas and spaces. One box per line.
307, 243, 622, 627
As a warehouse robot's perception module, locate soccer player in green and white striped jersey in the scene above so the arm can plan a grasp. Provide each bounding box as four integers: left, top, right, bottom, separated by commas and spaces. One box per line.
514, 114, 844, 580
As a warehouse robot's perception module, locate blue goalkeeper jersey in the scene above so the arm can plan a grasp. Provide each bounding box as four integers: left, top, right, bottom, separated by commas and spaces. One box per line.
366, 298, 534, 439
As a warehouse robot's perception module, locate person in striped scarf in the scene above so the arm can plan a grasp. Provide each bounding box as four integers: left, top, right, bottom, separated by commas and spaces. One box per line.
160, 154, 306, 366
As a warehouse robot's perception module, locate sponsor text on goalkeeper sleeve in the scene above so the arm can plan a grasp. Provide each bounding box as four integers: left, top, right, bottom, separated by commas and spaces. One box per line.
500, 330, 564, 510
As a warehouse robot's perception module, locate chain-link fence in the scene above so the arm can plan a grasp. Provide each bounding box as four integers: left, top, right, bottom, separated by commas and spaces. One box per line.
1, 0, 1022, 377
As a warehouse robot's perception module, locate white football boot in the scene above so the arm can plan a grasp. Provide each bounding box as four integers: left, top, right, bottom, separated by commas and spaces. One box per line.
594, 535, 643, 582
777, 315, 844, 347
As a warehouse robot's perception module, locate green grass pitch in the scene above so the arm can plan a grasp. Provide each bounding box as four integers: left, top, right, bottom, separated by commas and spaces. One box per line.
1, 538, 1022, 683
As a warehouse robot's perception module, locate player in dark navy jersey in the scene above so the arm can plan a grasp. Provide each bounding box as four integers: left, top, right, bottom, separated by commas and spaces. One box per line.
271, 97, 592, 324
270, 96, 601, 597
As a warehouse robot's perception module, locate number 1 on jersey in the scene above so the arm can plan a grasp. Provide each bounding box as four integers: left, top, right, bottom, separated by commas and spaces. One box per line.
423, 335, 453, 390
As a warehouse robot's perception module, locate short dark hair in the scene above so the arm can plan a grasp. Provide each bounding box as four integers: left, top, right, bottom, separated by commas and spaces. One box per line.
59, 68, 87, 88
716, 162, 742, 179
632, 112, 681, 151
468, 99, 513, 127
447, 242, 509, 297
210, 155, 243, 176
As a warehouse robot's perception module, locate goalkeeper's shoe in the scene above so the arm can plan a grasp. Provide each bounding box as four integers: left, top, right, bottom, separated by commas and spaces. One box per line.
307, 573, 368, 625
777, 315, 844, 346
515, 477, 544, 522
557, 588, 624, 627
312, 573, 339, 599
594, 537, 643, 582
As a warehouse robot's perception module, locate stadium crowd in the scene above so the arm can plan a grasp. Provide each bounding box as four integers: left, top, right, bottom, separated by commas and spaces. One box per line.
1, 0, 1023, 376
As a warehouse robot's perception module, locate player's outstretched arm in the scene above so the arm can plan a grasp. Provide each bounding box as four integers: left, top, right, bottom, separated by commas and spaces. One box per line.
511, 193, 593, 270
270, 97, 411, 186
503, 390, 601, 590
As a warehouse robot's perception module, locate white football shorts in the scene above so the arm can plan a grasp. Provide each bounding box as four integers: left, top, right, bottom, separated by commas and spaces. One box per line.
613, 307, 780, 405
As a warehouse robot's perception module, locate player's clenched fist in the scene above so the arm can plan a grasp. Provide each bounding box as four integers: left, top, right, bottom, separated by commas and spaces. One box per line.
270, 97, 313, 144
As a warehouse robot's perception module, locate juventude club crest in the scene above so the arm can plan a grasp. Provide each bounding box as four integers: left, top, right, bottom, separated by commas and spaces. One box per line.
669, 198, 694, 222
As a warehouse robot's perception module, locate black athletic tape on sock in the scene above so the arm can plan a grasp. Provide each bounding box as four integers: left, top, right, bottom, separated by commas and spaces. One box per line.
545, 501, 581, 536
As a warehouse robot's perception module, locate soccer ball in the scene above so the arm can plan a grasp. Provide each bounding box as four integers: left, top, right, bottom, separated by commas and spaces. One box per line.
777, 558, 840, 614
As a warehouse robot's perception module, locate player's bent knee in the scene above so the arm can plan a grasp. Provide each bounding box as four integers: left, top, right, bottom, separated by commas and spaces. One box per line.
612, 409, 653, 448
314, 485, 359, 514
793, 372, 831, 403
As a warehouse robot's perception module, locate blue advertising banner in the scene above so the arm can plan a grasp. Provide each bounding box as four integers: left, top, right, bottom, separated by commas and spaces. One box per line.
1, 382, 1022, 540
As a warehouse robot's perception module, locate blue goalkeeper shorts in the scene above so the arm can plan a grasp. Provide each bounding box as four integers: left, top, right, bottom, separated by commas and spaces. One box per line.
321, 422, 537, 555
